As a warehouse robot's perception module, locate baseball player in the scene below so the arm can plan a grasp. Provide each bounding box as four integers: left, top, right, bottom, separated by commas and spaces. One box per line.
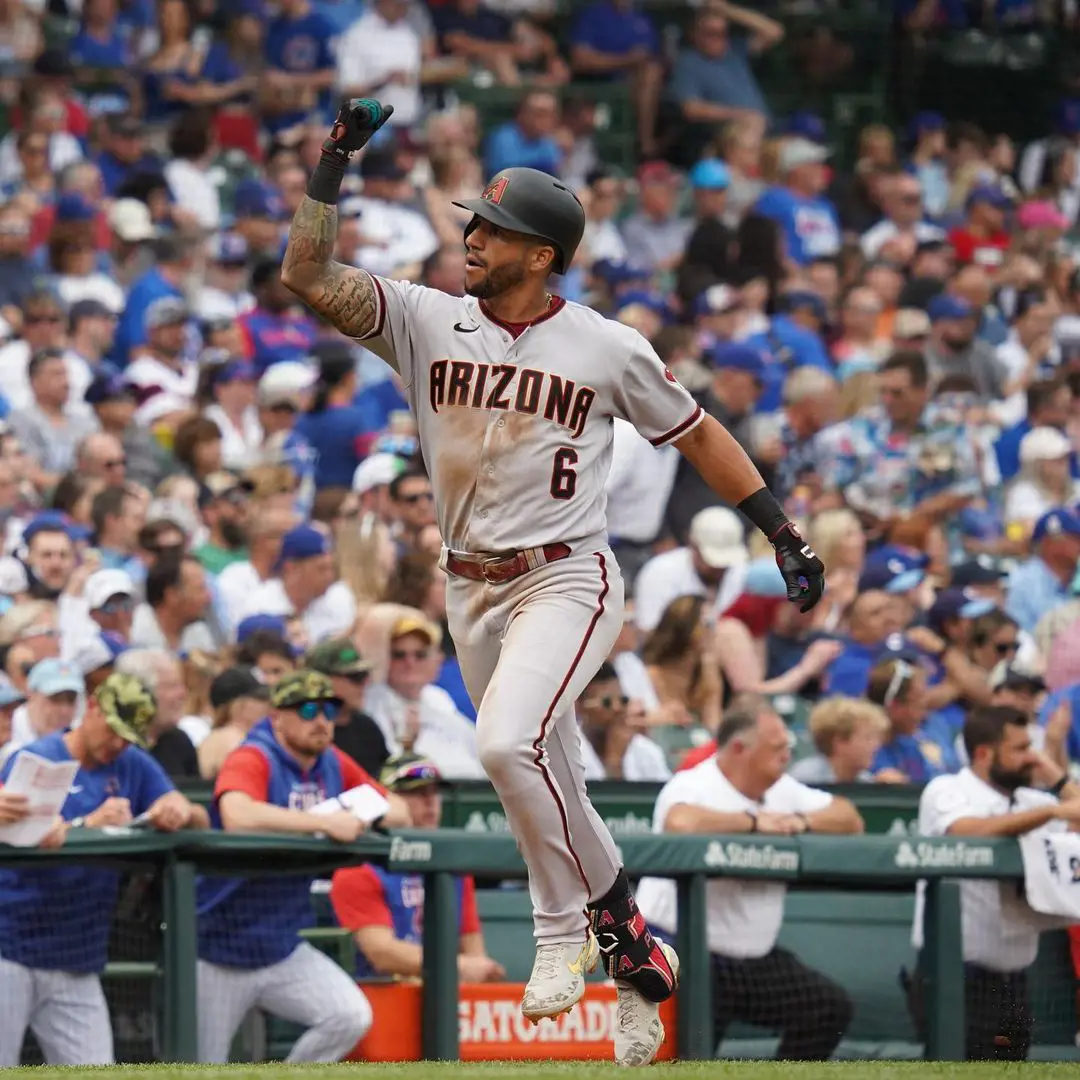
0, 673, 206, 1067
194, 669, 409, 1064
282, 98, 826, 1067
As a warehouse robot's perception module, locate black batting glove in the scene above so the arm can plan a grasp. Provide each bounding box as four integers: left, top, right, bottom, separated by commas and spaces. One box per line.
770, 521, 826, 613
308, 98, 395, 204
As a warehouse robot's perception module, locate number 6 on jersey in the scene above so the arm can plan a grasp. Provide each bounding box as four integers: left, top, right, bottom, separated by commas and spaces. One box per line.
550, 448, 578, 500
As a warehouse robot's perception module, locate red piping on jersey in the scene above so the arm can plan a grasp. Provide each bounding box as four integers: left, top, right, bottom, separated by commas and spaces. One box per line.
530, 551, 610, 899
480, 296, 566, 340
650, 404, 704, 447
359, 273, 387, 341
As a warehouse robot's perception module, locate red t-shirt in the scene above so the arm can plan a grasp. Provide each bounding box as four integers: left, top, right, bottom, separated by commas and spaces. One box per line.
678, 741, 717, 771
946, 226, 1010, 270
215, 745, 387, 803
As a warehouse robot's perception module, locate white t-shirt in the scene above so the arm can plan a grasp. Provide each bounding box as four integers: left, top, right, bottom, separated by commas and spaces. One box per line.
605, 418, 679, 545
335, 12, 423, 127
339, 196, 439, 278
611, 650, 660, 712
860, 219, 945, 260
217, 560, 266, 636
164, 159, 222, 231
633, 547, 747, 634
912, 767, 1062, 971
1004, 478, 1080, 527
578, 725, 671, 782
364, 682, 485, 779
636, 758, 832, 957
203, 403, 263, 472
54, 273, 126, 316
237, 578, 357, 647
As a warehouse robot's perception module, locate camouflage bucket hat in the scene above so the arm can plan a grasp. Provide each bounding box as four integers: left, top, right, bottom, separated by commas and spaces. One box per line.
95, 672, 157, 749
304, 638, 372, 677
271, 668, 337, 710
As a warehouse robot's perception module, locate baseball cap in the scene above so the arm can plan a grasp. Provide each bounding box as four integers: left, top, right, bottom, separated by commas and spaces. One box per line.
965, 184, 1012, 211
694, 284, 740, 318
234, 179, 286, 220
305, 637, 372, 677
950, 557, 1006, 588
69, 299, 115, 328
360, 147, 407, 181
277, 525, 331, 567
909, 110, 945, 140
990, 661, 1047, 693
926, 294, 975, 322
257, 361, 316, 408
352, 452, 406, 495
927, 587, 997, 631
777, 290, 827, 322
784, 111, 827, 144
210, 666, 270, 709
55, 193, 96, 223
859, 545, 928, 594
893, 308, 932, 340
198, 470, 247, 509
85, 568, 136, 611
688, 507, 748, 569
236, 613, 290, 643
688, 159, 731, 191
1018, 200, 1070, 231
108, 198, 157, 243
379, 752, 447, 792
95, 671, 156, 749
591, 259, 651, 287
85, 370, 134, 406
145, 296, 189, 331
210, 232, 249, 265
1034, 507, 1080, 542
391, 613, 442, 646
779, 138, 829, 173
1020, 426, 1072, 464
21, 511, 74, 545
28, 658, 84, 697
0, 675, 25, 708
874, 636, 925, 666
210, 359, 256, 387
708, 342, 766, 381
637, 160, 680, 186
270, 668, 338, 709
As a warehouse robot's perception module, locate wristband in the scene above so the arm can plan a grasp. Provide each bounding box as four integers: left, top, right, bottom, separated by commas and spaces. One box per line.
1048, 775, 1069, 797
70, 816, 86, 829
746, 810, 758, 833
306, 151, 348, 206
737, 486, 789, 541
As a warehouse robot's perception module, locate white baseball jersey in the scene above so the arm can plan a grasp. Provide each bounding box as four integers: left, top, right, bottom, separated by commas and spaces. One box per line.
358, 279, 705, 552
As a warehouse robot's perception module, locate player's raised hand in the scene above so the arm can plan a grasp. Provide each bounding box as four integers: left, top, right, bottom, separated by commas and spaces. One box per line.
770, 522, 826, 613
322, 99, 395, 162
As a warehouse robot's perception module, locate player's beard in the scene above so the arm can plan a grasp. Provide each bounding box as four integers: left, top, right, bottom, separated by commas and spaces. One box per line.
465, 259, 528, 300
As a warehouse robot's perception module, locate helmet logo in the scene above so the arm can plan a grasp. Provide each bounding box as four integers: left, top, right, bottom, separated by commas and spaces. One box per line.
481, 176, 510, 204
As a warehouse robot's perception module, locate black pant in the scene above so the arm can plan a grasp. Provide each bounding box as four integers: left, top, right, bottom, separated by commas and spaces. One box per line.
965, 965, 1032, 1061
711, 947, 854, 1060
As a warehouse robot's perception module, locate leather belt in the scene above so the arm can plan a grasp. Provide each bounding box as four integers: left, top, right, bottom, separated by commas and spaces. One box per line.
445, 542, 571, 584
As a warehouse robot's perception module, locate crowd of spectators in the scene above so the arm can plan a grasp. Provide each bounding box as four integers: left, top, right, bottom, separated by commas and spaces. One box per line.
0, 0, 1079, 1066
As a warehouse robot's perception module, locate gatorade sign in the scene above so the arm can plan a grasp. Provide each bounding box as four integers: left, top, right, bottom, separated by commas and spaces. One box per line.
350, 984, 676, 1061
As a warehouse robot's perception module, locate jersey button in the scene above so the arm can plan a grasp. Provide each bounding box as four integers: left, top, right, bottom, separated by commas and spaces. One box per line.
480, 510, 489, 518
497, 419, 506, 428
487, 466, 495, 476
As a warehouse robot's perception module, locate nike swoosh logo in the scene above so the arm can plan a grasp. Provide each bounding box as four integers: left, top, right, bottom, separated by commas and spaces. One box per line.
69, 786, 82, 795
453, 322, 479, 333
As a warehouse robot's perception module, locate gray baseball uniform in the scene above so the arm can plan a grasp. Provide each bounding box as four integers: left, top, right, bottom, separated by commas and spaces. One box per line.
360, 280, 703, 944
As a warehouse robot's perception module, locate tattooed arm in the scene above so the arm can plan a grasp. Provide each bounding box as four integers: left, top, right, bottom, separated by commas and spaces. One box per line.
281, 196, 380, 339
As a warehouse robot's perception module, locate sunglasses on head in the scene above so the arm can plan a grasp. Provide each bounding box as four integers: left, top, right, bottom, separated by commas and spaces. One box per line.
391, 647, 430, 662
295, 698, 342, 722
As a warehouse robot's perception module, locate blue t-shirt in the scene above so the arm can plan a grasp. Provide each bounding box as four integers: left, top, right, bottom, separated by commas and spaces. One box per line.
670, 37, 768, 117
570, 2, 659, 63
822, 640, 876, 696
0, 733, 173, 973
239, 308, 319, 375
264, 11, 336, 132
70, 26, 131, 69
437, 656, 476, 722
872, 723, 955, 782
112, 266, 183, 366
294, 405, 370, 489
95, 149, 163, 197
355, 378, 408, 439
754, 186, 841, 266
743, 315, 833, 413
485, 122, 562, 179
196, 718, 349, 968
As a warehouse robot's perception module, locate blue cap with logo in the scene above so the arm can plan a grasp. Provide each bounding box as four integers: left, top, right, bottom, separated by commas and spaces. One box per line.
211, 232, 250, 265
1033, 507, 1080, 543
276, 525, 331, 569
784, 111, 827, 144
965, 185, 1012, 212
688, 159, 731, 191
234, 179, 286, 221
22, 511, 74, 545
85, 370, 134, 405
927, 294, 975, 322
708, 342, 767, 381
777, 290, 827, 322
55, 193, 97, 223
927, 587, 997, 631
858, 545, 928, 594
27, 658, 84, 697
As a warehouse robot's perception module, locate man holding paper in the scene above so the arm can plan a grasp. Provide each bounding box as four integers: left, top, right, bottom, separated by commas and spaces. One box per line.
0, 672, 208, 1068
194, 668, 410, 1064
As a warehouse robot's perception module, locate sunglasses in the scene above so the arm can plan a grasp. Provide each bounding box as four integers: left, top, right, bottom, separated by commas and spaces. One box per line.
391, 648, 430, 662
995, 641, 1020, 656
295, 699, 342, 722
400, 491, 433, 505
587, 694, 630, 709
342, 671, 369, 684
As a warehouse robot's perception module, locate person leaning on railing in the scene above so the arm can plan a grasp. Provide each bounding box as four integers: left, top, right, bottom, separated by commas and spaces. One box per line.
0, 672, 207, 1068
907, 705, 1080, 1062
636, 693, 864, 1062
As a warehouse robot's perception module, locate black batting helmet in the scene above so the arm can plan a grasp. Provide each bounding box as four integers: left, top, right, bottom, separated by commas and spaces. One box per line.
453, 168, 585, 276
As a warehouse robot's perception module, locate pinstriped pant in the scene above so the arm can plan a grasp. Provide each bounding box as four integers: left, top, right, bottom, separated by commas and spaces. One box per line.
447, 546, 625, 945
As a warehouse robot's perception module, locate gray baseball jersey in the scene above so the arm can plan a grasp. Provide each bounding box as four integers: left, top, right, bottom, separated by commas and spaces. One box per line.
359, 281, 704, 552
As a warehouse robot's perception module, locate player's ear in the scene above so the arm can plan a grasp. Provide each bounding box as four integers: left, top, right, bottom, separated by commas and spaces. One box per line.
530, 243, 556, 274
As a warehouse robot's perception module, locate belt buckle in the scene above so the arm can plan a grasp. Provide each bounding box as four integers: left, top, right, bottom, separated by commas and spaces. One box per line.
480, 555, 508, 584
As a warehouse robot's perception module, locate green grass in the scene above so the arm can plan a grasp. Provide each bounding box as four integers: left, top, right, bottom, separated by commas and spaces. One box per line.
9, 1064, 1080, 1079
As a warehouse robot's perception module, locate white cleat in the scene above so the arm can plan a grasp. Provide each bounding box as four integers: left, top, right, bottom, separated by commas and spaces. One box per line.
521, 933, 600, 1022
614, 941, 680, 1067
